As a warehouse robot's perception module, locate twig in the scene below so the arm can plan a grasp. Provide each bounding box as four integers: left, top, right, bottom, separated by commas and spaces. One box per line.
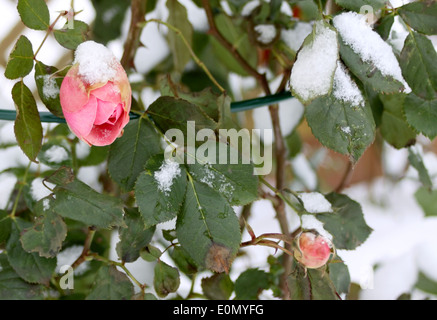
121, 0, 147, 70
335, 161, 353, 193
70, 226, 96, 269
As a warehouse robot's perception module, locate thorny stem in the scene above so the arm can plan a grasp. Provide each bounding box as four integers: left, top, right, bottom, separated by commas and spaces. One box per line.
141, 19, 226, 93
202, 0, 292, 298
33, 12, 68, 60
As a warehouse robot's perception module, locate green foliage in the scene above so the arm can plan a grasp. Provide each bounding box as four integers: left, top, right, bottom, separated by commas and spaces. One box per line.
317, 193, 372, 250
4, 0, 437, 301
398, 1, 437, 35
17, 0, 50, 30
5, 36, 34, 80
154, 260, 180, 298
54, 20, 90, 50
11, 81, 43, 162
108, 117, 162, 191
86, 265, 134, 300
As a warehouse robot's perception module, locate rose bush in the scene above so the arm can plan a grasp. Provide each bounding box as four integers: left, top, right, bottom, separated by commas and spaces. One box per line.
59, 41, 131, 146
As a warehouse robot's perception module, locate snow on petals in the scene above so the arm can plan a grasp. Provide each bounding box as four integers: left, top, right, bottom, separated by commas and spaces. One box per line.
289, 20, 339, 103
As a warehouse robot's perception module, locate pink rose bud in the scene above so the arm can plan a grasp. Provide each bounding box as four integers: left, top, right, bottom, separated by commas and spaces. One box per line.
60, 41, 131, 146
294, 231, 332, 269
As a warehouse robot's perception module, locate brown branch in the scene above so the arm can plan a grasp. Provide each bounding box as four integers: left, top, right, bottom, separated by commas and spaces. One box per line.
121, 0, 147, 70
71, 226, 96, 270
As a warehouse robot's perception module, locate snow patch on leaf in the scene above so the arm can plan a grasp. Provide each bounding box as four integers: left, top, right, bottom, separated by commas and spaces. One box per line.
290, 21, 339, 103
154, 159, 181, 196
333, 12, 410, 92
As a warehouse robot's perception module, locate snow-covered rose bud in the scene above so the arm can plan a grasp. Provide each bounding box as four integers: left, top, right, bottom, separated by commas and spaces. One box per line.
60, 41, 131, 146
294, 231, 332, 269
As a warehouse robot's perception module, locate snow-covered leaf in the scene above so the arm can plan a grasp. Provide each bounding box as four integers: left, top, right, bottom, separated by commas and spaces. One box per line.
135, 154, 187, 228
306, 63, 375, 162
333, 12, 408, 94
290, 20, 339, 104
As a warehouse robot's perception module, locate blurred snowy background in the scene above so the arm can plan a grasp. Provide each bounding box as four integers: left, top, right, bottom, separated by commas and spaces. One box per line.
1, 0, 437, 300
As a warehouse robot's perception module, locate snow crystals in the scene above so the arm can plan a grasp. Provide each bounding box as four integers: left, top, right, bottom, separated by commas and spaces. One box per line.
154, 160, 181, 195
289, 21, 339, 103
333, 12, 410, 91
44, 145, 69, 163
74, 41, 118, 85
298, 192, 333, 214
333, 61, 365, 107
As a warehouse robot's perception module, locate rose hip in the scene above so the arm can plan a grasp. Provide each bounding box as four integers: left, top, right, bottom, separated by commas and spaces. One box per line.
294, 231, 332, 269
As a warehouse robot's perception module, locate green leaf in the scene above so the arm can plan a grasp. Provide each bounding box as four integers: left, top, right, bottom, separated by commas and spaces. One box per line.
400, 31, 437, 100
91, 0, 131, 45
116, 208, 156, 262
176, 179, 241, 273
328, 258, 351, 295
169, 246, 198, 275
306, 94, 375, 162
147, 96, 217, 141
201, 273, 234, 300
140, 244, 162, 262
17, 0, 50, 30
0, 210, 11, 245
187, 142, 259, 206
338, 36, 404, 94
415, 272, 437, 295
135, 154, 187, 228
6, 220, 57, 286
334, 0, 386, 12
398, 1, 437, 35
52, 178, 125, 229
108, 117, 162, 191
20, 197, 67, 258
317, 193, 372, 250
0, 253, 45, 300
379, 93, 416, 149
34, 61, 64, 118
376, 15, 395, 41
86, 265, 134, 300
166, 0, 193, 73
12, 81, 43, 162
414, 187, 437, 217
154, 260, 180, 298
234, 269, 271, 300
5, 36, 34, 80
53, 20, 90, 50
403, 94, 437, 139
408, 147, 433, 190
287, 262, 339, 300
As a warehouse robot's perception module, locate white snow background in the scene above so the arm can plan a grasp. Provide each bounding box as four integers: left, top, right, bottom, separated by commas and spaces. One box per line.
1, 0, 437, 300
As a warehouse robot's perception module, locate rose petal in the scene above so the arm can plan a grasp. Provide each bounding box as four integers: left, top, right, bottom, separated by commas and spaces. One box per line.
84, 120, 123, 146
106, 104, 124, 125
94, 99, 117, 125
59, 65, 89, 113
90, 81, 121, 104
63, 95, 97, 138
